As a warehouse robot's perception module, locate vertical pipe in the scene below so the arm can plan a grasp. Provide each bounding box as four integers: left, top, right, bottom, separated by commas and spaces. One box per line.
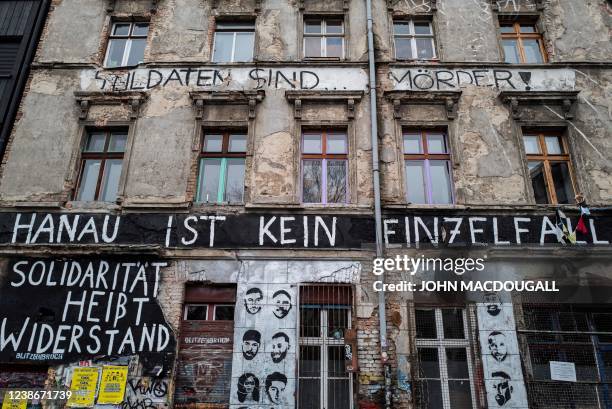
364, 0, 392, 407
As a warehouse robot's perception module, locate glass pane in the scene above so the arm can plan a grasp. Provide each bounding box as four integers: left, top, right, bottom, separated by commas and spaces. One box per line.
523, 135, 541, 154
106, 38, 127, 67
520, 24, 536, 33
426, 133, 447, 153
214, 305, 235, 320
328, 378, 350, 409
213, 32, 234, 62
112, 23, 130, 36
446, 348, 469, 378
234, 32, 254, 62
305, 37, 322, 57
185, 305, 208, 320
326, 20, 343, 34
418, 348, 440, 378
429, 160, 453, 204
403, 133, 422, 153
299, 379, 321, 409
84, 132, 106, 152
299, 345, 321, 376
422, 379, 443, 409
100, 159, 123, 202
415, 309, 437, 338
303, 133, 322, 153
393, 22, 410, 35
303, 160, 322, 203
499, 25, 515, 33
77, 160, 101, 201
449, 380, 473, 409
502, 39, 520, 63
229, 134, 247, 152
198, 158, 222, 202
328, 308, 349, 338
414, 22, 432, 35
523, 39, 544, 63
328, 346, 347, 377
442, 308, 465, 339
327, 160, 347, 203
304, 20, 322, 34
203, 134, 223, 152
132, 23, 149, 36
300, 308, 321, 337
224, 158, 245, 203
327, 133, 347, 154
528, 161, 548, 204
326, 37, 343, 58
551, 161, 575, 204
126, 38, 146, 66
108, 132, 127, 152
545, 135, 563, 154
395, 38, 412, 59
406, 160, 426, 204
415, 38, 434, 59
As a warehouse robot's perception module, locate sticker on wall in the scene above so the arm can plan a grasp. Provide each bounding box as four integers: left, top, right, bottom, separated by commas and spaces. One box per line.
97, 365, 128, 404
1, 392, 27, 409
67, 367, 99, 407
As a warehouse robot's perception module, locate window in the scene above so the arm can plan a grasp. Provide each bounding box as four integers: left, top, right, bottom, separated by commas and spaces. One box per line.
183, 303, 235, 320
212, 21, 255, 62
403, 130, 453, 204
302, 130, 348, 204
304, 19, 344, 58
299, 285, 353, 409
75, 129, 127, 202
520, 305, 612, 409
197, 132, 247, 203
393, 20, 436, 60
104, 22, 148, 68
523, 132, 575, 204
414, 307, 476, 409
499, 21, 546, 63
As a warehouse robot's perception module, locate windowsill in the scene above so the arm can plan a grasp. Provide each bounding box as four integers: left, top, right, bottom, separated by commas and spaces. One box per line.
394, 58, 440, 64
383, 203, 588, 212
65, 201, 122, 212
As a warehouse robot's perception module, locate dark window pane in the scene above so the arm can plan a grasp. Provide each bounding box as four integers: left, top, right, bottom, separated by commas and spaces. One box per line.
303, 159, 322, 203
185, 305, 208, 320
550, 162, 574, 204
418, 348, 440, 378
416, 309, 437, 338
225, 158, 245, 203
77, 160, 101, 201
106, 38, 127, 67
126, 38, 146, 65
299, 378, 321, 409
449, 380, 473, 409
132, 23, 149, 36
446, 348, 469, 378
327, 160, 347, 203
112, 23, 130, 36
523, 39, 544, 63
99, 159, 122, 202
395, 38, 412, 59
528, 161, 549, 204
421, 379, 443, 409
328, 379, 350, 409
299, 345, 321, 376
328, 308, 349, 338
300, 308, 321, 337
600, 350, 612, 381
214, 305, 234, 320
442, 308, 465, 339
502, 39, 520, 63
328, 346, 347, 377
429, 160, 453, 204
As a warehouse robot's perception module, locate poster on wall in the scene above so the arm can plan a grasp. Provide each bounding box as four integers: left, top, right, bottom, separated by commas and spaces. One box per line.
1, 392, 27, 409
97, 366, 128, 404
67, 367, 99, 407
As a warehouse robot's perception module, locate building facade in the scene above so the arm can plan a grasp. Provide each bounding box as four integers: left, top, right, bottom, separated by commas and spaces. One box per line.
0, 0, 611, 409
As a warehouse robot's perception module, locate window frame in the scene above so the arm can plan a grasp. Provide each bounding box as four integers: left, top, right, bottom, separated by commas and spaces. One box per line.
211, 20, 256, 63
303, 18, 346, 59
499, 20, 547, 64
522, 131, 577, 205
392, 19, 437, 61
103, 21, 149, 68
301, 129, 349, 205
183, 303, 235, 321
196, 130, 247, 204
74, 128, 127, 202
403, 129, 454, 205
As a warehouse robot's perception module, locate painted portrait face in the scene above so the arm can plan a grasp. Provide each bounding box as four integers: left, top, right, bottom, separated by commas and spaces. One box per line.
244, 376, 256, 394
242, 330, 261, 360
271, 334, 290, 363
244, 288, 263, 314
488, 332, 508, 362
267, 381, 285, 403
492, 372, 513, 406
272, 291, 292, 319
486, 303, 502, 316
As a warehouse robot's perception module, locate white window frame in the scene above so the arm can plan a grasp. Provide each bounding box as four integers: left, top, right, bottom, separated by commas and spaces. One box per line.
415, 308, 477, 409
393, 19, 437, 60
212, 22, 255, 63
104, 22, 148, 68
298, 306, 354, 409
303, 19, 345, 59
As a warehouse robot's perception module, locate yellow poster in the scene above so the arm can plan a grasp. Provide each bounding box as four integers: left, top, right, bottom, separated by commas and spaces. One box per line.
1, 392, 27, 409
67, 367, 99, 407
97, 366, 128, 404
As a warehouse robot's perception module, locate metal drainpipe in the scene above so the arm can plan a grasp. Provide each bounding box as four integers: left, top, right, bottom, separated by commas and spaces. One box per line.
365, 0, 392, 407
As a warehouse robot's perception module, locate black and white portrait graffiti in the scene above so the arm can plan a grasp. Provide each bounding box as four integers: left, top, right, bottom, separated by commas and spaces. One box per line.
244, 287, 264, 314
492, 371, 513, 406
272, 290, 292, 319
237, 373, 260, 403
484, 292, 503, 316
242, 330, 261, 360
265, 372, 287, 404
270, 332, 290, 363
488, 331, 508, 362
